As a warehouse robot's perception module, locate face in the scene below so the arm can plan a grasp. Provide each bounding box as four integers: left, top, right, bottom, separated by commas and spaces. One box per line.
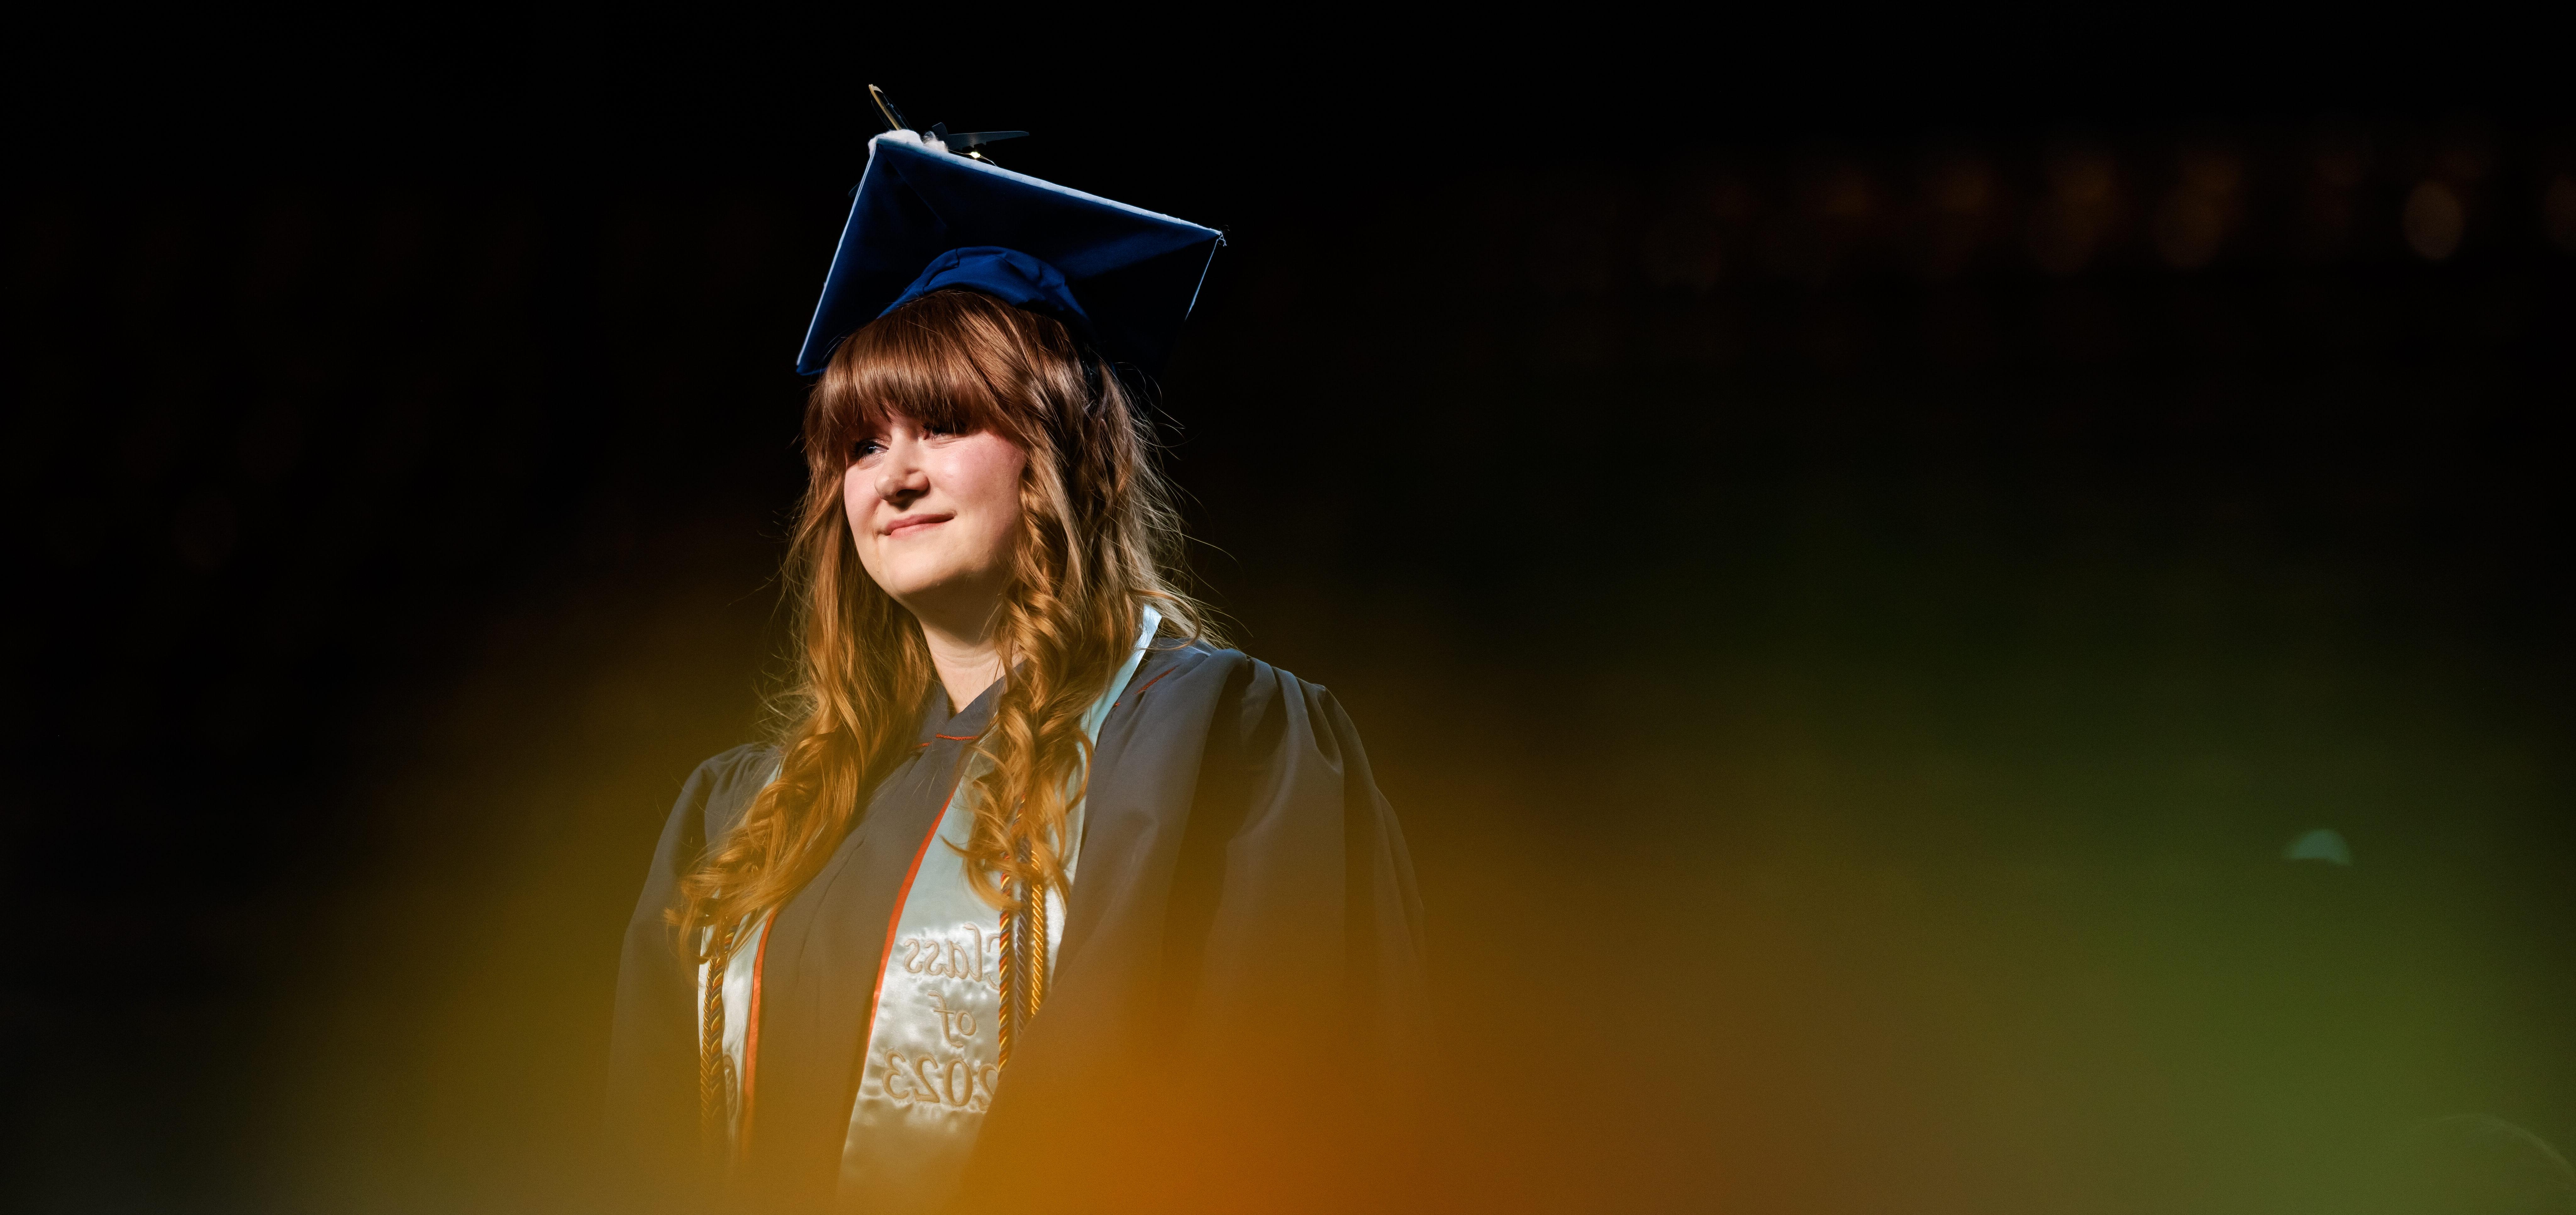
844, 412, 1029, 635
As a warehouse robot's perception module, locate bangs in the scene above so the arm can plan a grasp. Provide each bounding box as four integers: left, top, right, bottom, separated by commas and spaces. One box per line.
810, 290, 1065, 457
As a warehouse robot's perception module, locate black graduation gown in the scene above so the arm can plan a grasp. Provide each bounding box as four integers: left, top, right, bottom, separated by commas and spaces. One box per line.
605, 642, 1427, 1213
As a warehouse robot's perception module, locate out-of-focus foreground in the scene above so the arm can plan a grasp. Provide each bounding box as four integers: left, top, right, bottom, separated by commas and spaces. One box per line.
5, 47, 2573, 1215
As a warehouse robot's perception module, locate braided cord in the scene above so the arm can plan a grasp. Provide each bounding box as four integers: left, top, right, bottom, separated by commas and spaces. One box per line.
697, 919, 741, 1152
996, 874, 1048, 1068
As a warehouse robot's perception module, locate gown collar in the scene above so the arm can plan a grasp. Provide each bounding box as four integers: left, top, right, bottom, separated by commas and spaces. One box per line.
917, 676, 1004, 747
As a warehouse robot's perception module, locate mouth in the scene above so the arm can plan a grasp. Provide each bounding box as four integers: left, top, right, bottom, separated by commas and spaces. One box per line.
882, 512, 953, 539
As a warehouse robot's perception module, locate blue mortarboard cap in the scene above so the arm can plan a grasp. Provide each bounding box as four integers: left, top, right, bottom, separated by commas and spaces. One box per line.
887, 246, 1089, 334
797, 133, 1224, 376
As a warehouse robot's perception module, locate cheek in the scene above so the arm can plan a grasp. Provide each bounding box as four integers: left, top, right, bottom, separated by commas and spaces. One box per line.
955, 439, 1028, 525
842, 464, 875, 546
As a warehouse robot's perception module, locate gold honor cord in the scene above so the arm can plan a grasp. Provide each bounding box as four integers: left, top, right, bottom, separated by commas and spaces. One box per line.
995, 873, 1048, 1067
696, 909, 772, 1161
697, 920, 741, 1151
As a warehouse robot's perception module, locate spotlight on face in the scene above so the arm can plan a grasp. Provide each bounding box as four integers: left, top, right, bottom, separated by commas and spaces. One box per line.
844, 412, 1030, 630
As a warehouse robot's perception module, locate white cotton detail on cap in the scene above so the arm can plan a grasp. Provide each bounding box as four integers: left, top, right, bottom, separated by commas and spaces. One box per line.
871, 129, 948, 155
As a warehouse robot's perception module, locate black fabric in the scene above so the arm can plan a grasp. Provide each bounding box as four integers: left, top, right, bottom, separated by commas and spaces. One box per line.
604, 643, 1426, 1213
602, 738, 778, 1209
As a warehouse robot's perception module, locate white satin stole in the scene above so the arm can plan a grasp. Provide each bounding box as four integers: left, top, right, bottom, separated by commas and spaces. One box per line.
697, 607, 1161, 1207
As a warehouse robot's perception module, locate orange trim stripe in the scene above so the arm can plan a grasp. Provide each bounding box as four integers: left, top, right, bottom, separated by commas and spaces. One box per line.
1116, 665, 1174, 708
857, 791, 958, 1089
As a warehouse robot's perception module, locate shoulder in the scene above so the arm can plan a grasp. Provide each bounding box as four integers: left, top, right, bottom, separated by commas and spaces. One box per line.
634, 742, 778, 889
1125, 639, 1318, 708
684, 741, 779, 800
673, 742, 779, 841
1120, 640, 1360, 756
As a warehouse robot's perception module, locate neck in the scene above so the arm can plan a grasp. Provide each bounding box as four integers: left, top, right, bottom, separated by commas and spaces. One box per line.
914, 611, 1006, 718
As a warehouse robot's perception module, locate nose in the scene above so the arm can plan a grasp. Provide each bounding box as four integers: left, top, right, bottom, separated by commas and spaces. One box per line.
875, 449, 928, 504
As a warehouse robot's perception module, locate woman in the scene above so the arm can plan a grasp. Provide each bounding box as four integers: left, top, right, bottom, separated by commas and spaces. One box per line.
606, 128, 1425, 1214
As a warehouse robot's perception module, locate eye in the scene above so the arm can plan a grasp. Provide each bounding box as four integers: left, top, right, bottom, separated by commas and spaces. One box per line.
851, 437, 887, 460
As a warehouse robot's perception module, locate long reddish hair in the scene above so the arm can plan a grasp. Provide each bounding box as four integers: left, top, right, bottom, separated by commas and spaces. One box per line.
675, 289, 1215, 945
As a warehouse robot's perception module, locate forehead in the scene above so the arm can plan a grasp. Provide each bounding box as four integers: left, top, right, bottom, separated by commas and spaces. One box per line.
851, 402, 981, 433
838, 388, 989, 441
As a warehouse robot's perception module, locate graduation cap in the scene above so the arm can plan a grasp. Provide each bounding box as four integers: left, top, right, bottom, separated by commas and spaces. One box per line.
795, 87, 1225, 376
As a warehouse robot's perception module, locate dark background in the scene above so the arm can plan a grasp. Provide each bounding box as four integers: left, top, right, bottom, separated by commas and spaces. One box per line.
6, 21, 2573, 1214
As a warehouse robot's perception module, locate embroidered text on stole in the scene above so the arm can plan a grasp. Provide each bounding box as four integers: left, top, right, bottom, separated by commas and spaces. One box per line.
835, 606, 1160, 1208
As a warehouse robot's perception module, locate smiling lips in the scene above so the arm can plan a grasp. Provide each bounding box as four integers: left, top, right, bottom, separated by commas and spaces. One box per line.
883, 512, 952, 539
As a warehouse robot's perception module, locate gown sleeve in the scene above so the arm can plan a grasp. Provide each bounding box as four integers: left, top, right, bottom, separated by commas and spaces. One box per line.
955, 651, 1430, 1214
1185, 659, 1430, 1201
1186, 657, 1429, 1083
600, 743, 775, 1202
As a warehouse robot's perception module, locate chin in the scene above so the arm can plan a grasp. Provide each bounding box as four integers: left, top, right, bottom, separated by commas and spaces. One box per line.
875, 559, 973, 602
